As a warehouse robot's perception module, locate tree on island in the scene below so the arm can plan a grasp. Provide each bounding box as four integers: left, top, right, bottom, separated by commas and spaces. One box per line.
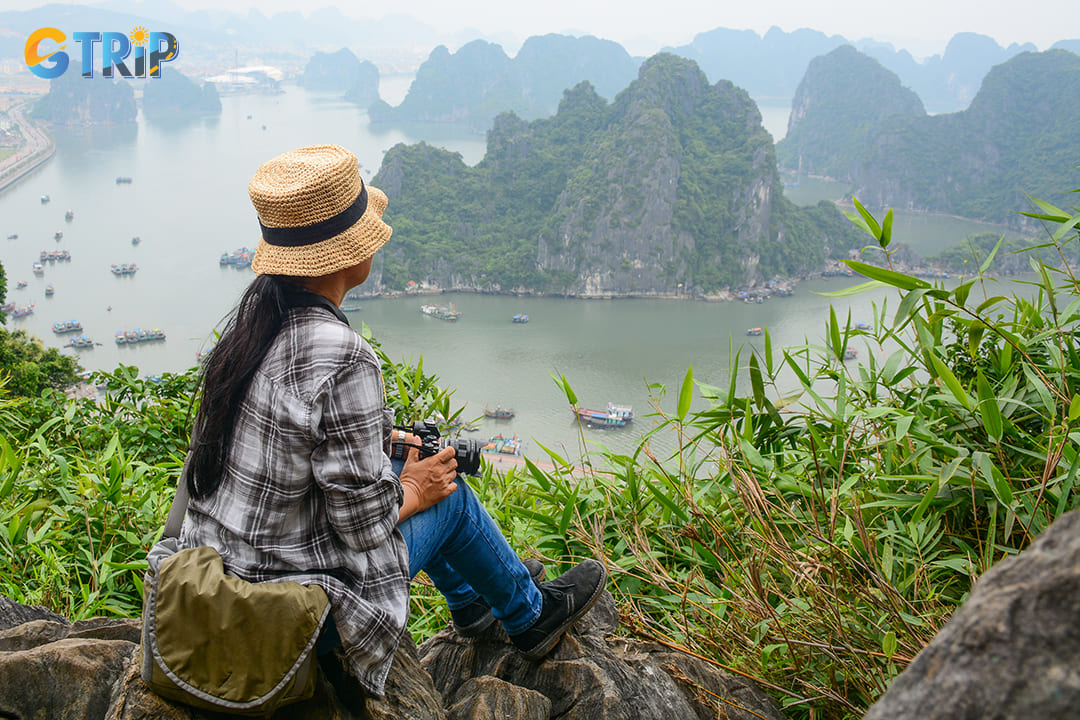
141, 67, 222, 119
32, 61, 136, 126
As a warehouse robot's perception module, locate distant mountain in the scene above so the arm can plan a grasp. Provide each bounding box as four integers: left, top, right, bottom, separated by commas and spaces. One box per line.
777, 46, 925, 179
370, 54, 862, 295
848, 50, 1080, 225
298, 48, 379, 105
31, 62, 136, 126
368, 34, 640, 132
666, 26, 1043, 113
141, 67, 221, 118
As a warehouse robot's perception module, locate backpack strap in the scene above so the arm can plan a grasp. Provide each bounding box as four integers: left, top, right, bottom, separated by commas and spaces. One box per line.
163, 455, 191, 540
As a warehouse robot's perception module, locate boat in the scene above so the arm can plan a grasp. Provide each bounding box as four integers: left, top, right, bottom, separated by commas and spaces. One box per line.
67, 335, 94, 349
420, 303, 460, 321
32, 261, 44, 275
15, 280, 27, 289
512, 314, 529, 323
65, 210, 74, 221
40, 249, 70, 262
746, 327, 763, 336
482, 434, 523, 457
484, 405, 515, 420
844, 348, 858, 361
40, 194, 49, 204
115, 328, 166, 345
854, 321, 872, 331
573, 403, 633, 428
341, 305, 362, 313
115, 176, 133, 184
110, 263, 138, 276
10, 305, 35, 319
219, 247, 253, 268
52, 320, 83, 334
7, 233, 17, 239
44, 284, 54, 297
54, 230, 63, 240
131, 236, 141, 246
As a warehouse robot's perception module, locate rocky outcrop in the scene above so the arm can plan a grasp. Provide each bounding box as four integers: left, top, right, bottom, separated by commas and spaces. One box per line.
0, 591, 782, 720
776, 45, 925, 179
299, 48, 380, 106
32, 61, 136, 126
863, 507, 1080, 719
142, 68, 221, 118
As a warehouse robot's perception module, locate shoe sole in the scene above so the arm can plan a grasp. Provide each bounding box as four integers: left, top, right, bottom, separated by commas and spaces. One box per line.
454, 559, 546, 637
519, 566, 606, 659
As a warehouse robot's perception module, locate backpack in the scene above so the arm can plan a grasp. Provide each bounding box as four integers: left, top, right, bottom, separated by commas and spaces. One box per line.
140, 472, 331, 716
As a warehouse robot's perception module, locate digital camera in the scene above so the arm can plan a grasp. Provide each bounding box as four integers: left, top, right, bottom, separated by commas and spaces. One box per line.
389, 419, 483, 476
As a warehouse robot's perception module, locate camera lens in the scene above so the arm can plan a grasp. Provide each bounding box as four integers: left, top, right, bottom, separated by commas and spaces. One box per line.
443, 438, 482, 475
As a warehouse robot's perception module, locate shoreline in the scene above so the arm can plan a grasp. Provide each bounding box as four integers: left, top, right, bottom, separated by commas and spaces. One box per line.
0, 101, 56, 196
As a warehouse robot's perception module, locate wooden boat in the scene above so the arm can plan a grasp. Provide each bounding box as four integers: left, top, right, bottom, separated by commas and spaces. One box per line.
746, 327, 763, 336
573, 403, 633, 428
484, 405, 515, 419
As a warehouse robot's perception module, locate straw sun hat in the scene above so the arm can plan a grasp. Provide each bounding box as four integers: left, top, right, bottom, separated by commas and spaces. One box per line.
249, 144, 391, 277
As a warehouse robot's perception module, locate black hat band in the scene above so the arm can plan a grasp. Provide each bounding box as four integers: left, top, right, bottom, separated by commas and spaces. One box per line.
259, 184, 368, 248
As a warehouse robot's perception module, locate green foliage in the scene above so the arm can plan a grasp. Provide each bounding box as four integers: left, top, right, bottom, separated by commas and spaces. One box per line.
0, 326, 81, 397
0, 259, 6, 310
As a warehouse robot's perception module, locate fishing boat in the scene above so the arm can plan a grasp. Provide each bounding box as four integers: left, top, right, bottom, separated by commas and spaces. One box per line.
44, 284, 54, 297
420, 303, 460, 321
32, 261, 44, 275
65, 210, 74, 221
482, 434, 523, 456
341, 305, 362, 313
512, 314, 529, 323
10, 305, 35, 319
15, 280, 27, 289
854, 321, 872, 330
115, 328, 166, 345
54, 230, 63, 240
484, 404, 515, 420
67, 335, 94, 349
52, 320, 83, 334
573, 403, 633, 428
115, 176, 133, 184
746, 327, 763, 336
219, 247, 253, 267
40, 194, 49, 204
6, 233, 17, 240
844, 348, 858, 361
131, 236, 141, 246
110, 263, 138, 276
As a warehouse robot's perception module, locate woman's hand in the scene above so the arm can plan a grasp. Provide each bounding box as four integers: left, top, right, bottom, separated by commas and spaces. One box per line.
397, 443, 458, 522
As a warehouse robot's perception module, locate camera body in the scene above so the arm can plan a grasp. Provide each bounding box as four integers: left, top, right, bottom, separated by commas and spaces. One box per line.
390, 419, 483, 476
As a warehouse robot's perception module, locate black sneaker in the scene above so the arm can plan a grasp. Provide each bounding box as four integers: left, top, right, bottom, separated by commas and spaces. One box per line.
451, 557, 546, 637
508, 558, 606, 659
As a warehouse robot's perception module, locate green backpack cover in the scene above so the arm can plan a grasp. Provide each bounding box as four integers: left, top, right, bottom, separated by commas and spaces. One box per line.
140, 539, 330, 716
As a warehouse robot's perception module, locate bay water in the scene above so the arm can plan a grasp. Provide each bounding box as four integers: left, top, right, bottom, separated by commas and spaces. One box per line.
0, 86, 1020, 461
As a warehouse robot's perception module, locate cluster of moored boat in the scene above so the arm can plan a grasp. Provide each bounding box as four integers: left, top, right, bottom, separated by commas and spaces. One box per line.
110, 263, 138, 276
115, 328, 166, 345
1, 303, 34, 319
41, 249, 71, 262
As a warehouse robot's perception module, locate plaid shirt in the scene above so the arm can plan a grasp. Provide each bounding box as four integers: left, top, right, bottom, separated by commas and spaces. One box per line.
180, 305, 408, 696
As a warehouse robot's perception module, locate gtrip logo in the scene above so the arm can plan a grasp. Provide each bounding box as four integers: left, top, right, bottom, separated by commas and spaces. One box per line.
25, 27, 179, 79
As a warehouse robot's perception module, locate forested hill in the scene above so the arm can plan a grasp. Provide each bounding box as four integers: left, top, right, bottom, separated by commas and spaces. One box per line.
776, 46, 925, 179
367, 34, 640, 132
371, 54, 862, 296
848, 49, 1080, 225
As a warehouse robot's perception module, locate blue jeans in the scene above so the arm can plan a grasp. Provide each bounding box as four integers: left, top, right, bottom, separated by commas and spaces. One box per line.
395, 459, 542, 636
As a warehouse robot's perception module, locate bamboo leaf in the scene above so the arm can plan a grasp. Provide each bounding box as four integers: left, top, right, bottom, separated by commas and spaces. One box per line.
880, 209, 894, 249
894, 288, 929, 327
882, 631, 898, 661
976, 372, 1003, 442
853, 197, 882, 239
978, 236, 1005, 275
677, 366, 694, 421
929, 354, 973, 410
843, 260, 930, 291
817, 280, 887, 298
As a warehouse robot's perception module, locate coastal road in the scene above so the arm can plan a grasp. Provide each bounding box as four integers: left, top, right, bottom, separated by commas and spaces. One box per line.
0, 101, 54, 192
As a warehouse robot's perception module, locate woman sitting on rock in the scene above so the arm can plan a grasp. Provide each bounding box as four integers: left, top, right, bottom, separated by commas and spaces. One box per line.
178, 144, 606, 696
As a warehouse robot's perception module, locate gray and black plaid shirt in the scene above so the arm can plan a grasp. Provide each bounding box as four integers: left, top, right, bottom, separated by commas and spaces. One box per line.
180, 305, 408, 696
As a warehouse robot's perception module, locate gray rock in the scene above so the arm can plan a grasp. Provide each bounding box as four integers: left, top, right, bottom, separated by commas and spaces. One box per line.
864, 508, 1080, 719
421, 590, 783, 720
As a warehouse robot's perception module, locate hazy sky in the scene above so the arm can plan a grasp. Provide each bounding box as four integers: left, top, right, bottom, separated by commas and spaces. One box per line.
7, 0, 1079, 58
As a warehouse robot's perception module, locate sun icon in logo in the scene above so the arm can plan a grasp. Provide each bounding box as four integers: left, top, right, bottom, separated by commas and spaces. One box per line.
129, 26, 149, 46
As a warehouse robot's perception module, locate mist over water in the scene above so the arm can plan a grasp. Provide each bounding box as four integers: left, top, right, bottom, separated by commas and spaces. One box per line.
0, 87, 1017, 460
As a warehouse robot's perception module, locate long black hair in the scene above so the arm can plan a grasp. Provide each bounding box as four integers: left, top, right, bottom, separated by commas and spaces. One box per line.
187, 274, 297, 498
